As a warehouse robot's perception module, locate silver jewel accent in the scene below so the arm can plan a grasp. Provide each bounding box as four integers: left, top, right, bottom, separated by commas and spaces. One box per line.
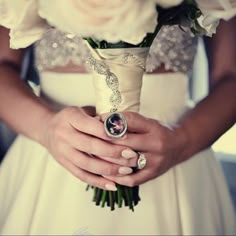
122, 53, 146, 70
137, 153, 147, 170
86, 55, 122, 112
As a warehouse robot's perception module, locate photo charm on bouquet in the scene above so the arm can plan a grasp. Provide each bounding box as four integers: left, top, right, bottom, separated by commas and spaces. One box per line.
104, 112, 127, 139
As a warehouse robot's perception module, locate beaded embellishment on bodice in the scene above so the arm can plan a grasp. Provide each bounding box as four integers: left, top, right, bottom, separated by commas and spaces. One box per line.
35, 25, 198, 74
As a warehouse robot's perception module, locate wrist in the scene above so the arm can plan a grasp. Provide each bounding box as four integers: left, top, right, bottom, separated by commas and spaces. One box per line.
172, 123, 192, 164
34, 107, 55, 147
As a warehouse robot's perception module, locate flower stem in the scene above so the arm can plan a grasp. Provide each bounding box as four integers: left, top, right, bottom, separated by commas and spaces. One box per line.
128, 187, 134, 211
109, 191, 115, 211
88, 184, 141, 211
101, 190, 107, 208
117, 185, 123, 208
93, 187, 98, 202
95, 188, 102, 206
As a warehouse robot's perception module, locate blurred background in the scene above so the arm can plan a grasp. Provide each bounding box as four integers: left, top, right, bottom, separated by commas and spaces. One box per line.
0, 38, 235, 208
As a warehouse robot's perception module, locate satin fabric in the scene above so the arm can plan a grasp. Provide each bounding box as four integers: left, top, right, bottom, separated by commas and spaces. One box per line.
87, 47, 150, 114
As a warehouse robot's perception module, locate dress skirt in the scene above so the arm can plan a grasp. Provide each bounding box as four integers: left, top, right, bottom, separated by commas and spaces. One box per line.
0, 72, 235, 235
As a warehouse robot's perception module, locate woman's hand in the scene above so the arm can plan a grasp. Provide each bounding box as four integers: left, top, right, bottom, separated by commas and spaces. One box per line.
42, 107, 138, 191
101, 112, 189, 187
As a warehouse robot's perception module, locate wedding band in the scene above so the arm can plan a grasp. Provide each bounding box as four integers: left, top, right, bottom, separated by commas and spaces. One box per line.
137, 152, 147, 170
104, 112, 127, 139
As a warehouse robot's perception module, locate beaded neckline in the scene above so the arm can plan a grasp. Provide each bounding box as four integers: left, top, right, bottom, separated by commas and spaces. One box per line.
34, 25, 198, 74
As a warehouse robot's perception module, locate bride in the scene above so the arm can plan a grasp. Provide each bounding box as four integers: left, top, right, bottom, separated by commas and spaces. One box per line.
0, 1, 236, 235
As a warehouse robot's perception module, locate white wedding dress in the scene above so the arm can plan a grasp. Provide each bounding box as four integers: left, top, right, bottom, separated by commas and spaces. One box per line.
0, 26, 235, 235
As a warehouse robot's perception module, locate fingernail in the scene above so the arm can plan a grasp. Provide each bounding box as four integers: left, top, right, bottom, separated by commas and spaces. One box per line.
105, 184, 117, 191
118, 167, 133, 175
121, 149, 137, 159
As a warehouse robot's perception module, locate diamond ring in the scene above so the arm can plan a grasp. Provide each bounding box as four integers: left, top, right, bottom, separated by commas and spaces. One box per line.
137, 152, 147, 170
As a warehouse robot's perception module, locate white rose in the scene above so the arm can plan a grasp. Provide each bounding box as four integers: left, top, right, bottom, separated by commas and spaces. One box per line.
196, 0, 236, 36
154, 0, 183, 8
197, 0, 236, 20
38, 0, 158, 45
197, 15, 219, 36
0, 0, 49, 49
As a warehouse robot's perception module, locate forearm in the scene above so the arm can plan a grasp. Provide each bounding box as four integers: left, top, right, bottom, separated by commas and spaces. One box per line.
0, 64, 54, 145
178, 74, 236, 158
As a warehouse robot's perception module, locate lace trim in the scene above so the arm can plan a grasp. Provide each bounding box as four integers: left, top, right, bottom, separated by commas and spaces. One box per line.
35, 30, 90, 71
146, 26, 198, 73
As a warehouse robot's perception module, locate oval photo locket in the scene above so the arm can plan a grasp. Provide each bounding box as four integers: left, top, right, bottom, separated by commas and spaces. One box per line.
104, 112, 127, 139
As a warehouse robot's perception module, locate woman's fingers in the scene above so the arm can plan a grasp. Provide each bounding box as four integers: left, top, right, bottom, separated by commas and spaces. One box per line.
99, 155, 138, 168
66, 147, 133, 176
103, 169, 152, 187
66, 127, 138, 159
44, 106, 138, 181
103, 153, 158, 187
112, 133, 151, 152
59, 157, 117, 191
68, 107, 111, 141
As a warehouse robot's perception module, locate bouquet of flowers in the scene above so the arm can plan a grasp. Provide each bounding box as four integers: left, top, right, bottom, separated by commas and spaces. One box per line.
1, 0, 236, 211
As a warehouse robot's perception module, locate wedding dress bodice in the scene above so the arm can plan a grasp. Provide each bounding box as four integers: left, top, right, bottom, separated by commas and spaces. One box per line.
35, 25, 198, 74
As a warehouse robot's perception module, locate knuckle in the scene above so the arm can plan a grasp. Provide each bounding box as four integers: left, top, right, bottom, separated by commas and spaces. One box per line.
101, 129, 111, 140
126, 178, 136, 187
127, 158, 137, 167
157, 137, 166, 153
76, 171, 87, 183
147, 118, 157, 131
63, 107, 84, 123
154, 158, 164, 171
92, 180, 105, 190
87, 139, 96, 153
70, 153, 82, 167
54, 126, 66, 140
113, 146, 123, 158
84, 159, 94, 172
122, 159, 130, 166
104, 145, 118, 158
125, 112, 135, 124
56, 156, 65, 166
72, 170, 81, 180
83, 176, 105, 189
58, 108, 70, 120
105, 149, 114, 158
105, 164, 118, 176
151, 118, 158, 127
64, 106, 78, 116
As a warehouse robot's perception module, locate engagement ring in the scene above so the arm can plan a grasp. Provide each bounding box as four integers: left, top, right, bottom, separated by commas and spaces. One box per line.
137, 152, 147, 170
